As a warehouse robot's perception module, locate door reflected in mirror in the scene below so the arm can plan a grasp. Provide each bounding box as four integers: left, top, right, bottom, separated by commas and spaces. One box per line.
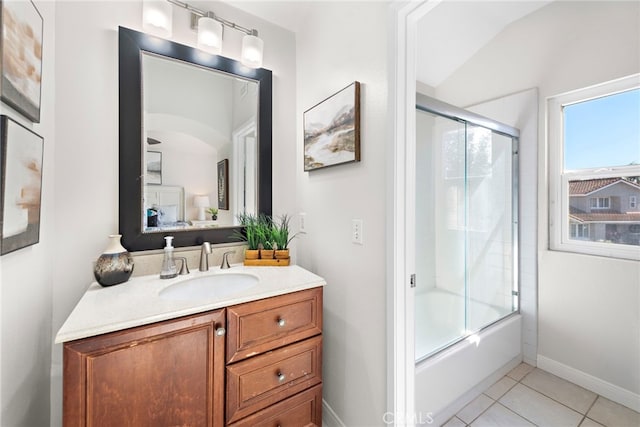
141, 53, 258, 233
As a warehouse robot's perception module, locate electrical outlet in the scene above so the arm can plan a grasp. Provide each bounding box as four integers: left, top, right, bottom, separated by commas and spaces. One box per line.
299, 212, 307, 233
352, 219, 363, 245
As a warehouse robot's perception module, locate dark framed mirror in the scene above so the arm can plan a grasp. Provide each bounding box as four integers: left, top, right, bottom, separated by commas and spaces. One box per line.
119, 26, 272, 251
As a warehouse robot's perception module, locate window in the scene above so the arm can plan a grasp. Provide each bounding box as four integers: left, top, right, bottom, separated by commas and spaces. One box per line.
590, 197, 610, 210
570, 223, 590, 239
549, 74, 640, 260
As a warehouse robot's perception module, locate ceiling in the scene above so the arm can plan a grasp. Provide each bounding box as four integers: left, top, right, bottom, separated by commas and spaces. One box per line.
416, 0, 552, 87
227, 0, 317, 34
229, 0, 552, 87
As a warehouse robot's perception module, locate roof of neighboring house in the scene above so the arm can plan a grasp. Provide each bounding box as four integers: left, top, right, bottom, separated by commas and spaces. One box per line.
570, 212, 640, 223
569, 178, 640, 196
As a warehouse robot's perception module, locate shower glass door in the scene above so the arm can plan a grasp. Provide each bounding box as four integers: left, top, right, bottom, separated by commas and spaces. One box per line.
465, 125, 516, 332
415, 96, 519, 362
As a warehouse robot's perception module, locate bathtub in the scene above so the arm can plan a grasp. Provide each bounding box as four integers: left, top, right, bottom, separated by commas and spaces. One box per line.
415, 310, 521, 425
415, 289, 514, 361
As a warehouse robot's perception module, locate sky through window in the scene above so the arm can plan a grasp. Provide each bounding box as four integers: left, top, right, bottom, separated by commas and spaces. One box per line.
564, 88, 640, 170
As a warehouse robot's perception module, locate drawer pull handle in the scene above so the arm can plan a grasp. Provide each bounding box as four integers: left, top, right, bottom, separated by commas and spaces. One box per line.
277, 371, 286, 382
277, 318, 286, 327
215, 327, 226, 336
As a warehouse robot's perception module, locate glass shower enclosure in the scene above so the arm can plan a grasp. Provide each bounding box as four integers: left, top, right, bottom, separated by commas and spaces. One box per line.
415, 94, 520, 362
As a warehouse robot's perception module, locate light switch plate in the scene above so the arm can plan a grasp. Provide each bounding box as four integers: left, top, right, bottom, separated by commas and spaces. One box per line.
352, 219, 363, 244
299, 212, 307, 233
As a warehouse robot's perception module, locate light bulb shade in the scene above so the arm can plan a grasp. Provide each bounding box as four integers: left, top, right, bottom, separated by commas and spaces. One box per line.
241, 33, 264, 68
194, 195, 210, 208
194, 195, 210, 221
142, 0, 172, 38
197, 16, 223, 54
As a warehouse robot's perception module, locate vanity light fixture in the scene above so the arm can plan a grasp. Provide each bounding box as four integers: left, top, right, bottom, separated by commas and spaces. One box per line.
142, 0, 173, 38
159, 0, 264, 68
194, 195, 211, 221
241, 30, 264, 69
197, 14, 223, 55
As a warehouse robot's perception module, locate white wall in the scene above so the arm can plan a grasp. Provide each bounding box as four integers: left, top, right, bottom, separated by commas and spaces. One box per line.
50, 2, 296, 426
295, 2, 388, 425
436, 0, 640, 407
0, 0, 55, 425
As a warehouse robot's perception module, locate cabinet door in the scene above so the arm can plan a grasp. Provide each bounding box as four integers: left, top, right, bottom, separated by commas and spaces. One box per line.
64, 310, 226, 427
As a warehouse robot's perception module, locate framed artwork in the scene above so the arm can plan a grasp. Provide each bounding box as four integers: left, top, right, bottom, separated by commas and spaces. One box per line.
304, 81, 360, 171
0, 0, 43, 123
146, 150, 162, 185
217, 159, 229, 210
0, 115, 44, 255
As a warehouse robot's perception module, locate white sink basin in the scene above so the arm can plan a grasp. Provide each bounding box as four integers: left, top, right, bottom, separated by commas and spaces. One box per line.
159, 272, 259, 301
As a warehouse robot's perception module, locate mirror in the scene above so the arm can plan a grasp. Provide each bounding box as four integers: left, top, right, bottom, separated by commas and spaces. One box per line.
119, 27, 272, 251
141, 52, 259, 230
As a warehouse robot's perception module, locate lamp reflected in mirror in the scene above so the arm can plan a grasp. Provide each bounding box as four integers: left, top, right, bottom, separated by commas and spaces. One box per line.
194, 195, 210, 221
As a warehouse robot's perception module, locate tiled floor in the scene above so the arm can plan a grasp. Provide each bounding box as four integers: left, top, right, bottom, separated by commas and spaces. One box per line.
443, 363, 640, 427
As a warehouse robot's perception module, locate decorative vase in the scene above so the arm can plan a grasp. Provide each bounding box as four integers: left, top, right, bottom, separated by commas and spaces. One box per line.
94, 234, 134, 287
245, 249, 260, 260
275, 249, 289, 259
211, 214, 217, 220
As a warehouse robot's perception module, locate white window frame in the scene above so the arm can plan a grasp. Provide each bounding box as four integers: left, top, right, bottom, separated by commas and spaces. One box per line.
589, 197, 610, 210
548, 74, 640, 260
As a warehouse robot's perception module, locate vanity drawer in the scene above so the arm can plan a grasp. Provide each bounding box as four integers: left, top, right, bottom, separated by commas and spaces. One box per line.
226, 336, 322, 424
228, 384, 322, 427
227, 287, 322, 363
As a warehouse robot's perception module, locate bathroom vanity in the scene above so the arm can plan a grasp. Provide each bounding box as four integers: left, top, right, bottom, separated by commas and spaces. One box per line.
56, 265, 325, 426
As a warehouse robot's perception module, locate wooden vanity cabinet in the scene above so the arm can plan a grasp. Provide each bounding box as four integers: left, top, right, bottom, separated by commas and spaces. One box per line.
62, 287, 323, 427
63, 309, 226, 427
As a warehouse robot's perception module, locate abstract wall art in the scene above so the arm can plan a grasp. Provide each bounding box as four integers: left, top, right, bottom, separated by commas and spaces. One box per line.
0, 115, 44, 254
304, 81, 360, 171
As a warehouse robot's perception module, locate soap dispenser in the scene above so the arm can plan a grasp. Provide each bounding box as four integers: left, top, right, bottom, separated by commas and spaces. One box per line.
160, 236, 178, 279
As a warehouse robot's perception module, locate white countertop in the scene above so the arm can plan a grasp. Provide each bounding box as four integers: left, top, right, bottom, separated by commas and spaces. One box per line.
55, 264, 326, 344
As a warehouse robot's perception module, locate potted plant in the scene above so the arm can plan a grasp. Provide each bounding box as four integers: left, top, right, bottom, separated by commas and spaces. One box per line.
272, 214, 296, 259
235, 213, 260, 259
256, 214, 275, 259
207, 207, 218, 220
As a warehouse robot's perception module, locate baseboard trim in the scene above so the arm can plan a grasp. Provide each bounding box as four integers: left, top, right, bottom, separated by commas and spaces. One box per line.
322, 399, 346, 427
537, 355, 640, 412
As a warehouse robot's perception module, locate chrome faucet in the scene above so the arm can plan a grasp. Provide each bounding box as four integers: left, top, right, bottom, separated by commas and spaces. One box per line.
220, 251, 235, 269
176, 257, 190, 275
199, 242, 212, 271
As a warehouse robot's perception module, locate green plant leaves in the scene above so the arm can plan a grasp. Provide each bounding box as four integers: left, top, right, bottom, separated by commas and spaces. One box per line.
233, 213, 297, 250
